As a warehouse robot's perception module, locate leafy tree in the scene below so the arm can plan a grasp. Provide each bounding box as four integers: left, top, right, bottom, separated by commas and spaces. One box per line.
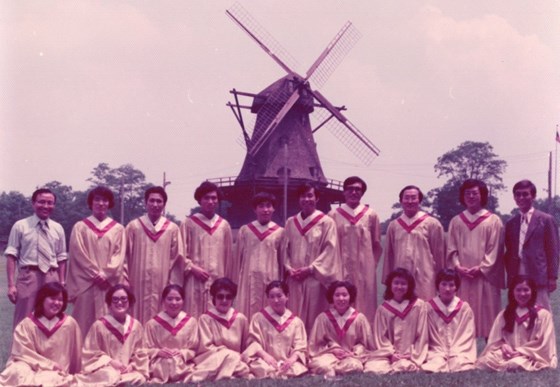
0, 191, 33, 242
428, 141, 507, 229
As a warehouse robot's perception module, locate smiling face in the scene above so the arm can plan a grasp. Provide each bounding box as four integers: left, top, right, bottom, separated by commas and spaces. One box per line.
267, 286, 288, 315
255, 201, 274, 225
437, 279, 457, 305
146, 193, 165, 221
214, 290, 234, 314
332, 286, 351, 315
463, 186, 482, 213
401, 188, 421, 218
299, 188, 318, 216
514, 188, 535, 214
513, 281, 532, 308
91, 195, 109, 221
42, 292, 64, 319
391, 276, 409, 303
109, 289, 130, 321
33, 193, 56, 220
163, 289, 184, 318
200, 191, 218, 218
343, 182, 364, 209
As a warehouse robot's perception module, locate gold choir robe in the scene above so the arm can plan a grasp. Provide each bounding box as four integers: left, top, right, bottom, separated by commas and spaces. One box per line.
447, 209, 504, 338
243, 306, 308, 378
180, 213, 233, 317
81, 314, 149, 386
477, 307, 557, 371
144, 311, 199, 383
124, 215, 184, 324
384, 211, 445, 301
308, 307, 373, 376
234, 221, 284, 320
282, 210, 341, 331
188, 307, 251, 382
364, 299, 428, 374
67, 216, 126, 336
422, 296, 476, 372
329, 204, 382, 322
0, 314, 81, 387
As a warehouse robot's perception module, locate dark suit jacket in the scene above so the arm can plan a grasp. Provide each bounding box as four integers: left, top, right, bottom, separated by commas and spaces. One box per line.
504, 209, 559, 287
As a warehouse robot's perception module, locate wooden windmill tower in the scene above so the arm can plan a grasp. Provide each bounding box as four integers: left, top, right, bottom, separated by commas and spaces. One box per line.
210, 3, 380, 227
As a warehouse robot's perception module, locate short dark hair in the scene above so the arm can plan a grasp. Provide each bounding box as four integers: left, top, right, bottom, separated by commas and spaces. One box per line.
459, 179, 489, 207
194, 181, 222, 203
252, 192, 277, 209
513, 180, 537, 198
326, 280, 357, 304
161, 284, 184, 302
265, 280, 289, 297
343, 176, 367, 194
210, 277, 237, 304
33, 282, 68, 319
145, 186, 168, 204
296, 182, 320, 199
399, 185, 424, 202
384, 267, 417, 301
87, 186, 115, 209
105, 284, 136, 307
32, 188, 57, 203
435, 268, 461, 290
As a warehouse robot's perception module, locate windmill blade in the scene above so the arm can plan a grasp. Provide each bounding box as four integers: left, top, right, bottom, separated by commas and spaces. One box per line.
311, 90, 380, 165
305, 21, 361, 89
226, 2, 300, 75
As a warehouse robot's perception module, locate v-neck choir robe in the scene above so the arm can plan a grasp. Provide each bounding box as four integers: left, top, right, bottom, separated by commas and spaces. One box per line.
308, 309, 374, 375
476, 308, 557, 371
421, 298, 476, 372
0, 315, 82, 387
364, 299, 428, 374
329, 206, 382, 322
81, 316, 149, 386
384, 213, 445, 301
447, 210, 504, 338
144, 312, 199, 383
234, 222, 284, 320
124, 216, 185, 324
180, 215, 233, 317
243, 309, 308, 378
282, 212, 341, 331
67, 217, 126, 336
188, 310, 251, 382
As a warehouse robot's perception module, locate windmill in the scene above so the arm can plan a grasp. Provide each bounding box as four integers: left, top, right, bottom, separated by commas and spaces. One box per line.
210, 3, 380, 227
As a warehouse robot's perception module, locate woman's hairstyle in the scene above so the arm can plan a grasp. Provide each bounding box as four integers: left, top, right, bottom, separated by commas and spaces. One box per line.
87, 186, 115, 209
194, 181, 222, 203
343, 176, 367, 194
296, 182, 320, 199
503, 275, 538, 333
33, 282, 68, 319
144, 186, 168, 205
265, 280, 289, 297
210, 277, 238, 299
459, 179, 489, 207
251, 192, 277, 209
383, 267, 417, 301
105, 284, 136, 307
435, 268, 461, 290
161, 284, 184, 302
326, 280, 357, 304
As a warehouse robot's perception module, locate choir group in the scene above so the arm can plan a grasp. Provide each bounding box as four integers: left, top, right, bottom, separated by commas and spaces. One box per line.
0, 176, 558, 385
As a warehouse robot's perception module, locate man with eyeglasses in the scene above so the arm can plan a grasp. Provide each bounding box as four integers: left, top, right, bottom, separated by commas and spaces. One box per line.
4, 188, 67, 329
503, 179, 559, 310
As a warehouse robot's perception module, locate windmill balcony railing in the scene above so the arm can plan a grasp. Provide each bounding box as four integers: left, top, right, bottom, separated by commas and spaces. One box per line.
208, 176, 344, 192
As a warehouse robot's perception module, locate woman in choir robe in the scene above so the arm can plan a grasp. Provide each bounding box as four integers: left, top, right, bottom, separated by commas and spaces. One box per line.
0, 282, 81, 387
364, 268, 428, 374
67, 186, 126, 337
235, 192, 284, 320
188, 277, 251, 382
81, 284, 148, 386
181, 181, 233, 317
309, 280, 374, 377
144, 284, 199, 383
422, 268, 476, 372
476, 275, 557, 371
243, 280, 308, 378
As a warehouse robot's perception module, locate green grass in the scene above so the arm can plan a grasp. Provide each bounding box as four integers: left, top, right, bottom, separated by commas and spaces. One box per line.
1, 260, 559, 386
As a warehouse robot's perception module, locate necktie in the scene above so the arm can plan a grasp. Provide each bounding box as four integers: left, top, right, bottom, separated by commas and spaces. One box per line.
518, 214, 528, 258
37, 221, 52, 273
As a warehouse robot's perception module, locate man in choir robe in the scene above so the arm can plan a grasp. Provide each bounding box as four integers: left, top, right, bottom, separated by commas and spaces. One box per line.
124, 186, 184, 324
503, 180, 559, 310
5, 188, 67, 329
329, 176, 382, 322
447, 179, 504, 339
282, 182, 341, 332
384, 185, 445, 301
181, 181, 233, 317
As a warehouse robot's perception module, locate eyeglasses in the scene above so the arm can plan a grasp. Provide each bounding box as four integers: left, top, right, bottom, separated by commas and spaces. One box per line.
215, 294, 234, 301
112, 296, 129, 304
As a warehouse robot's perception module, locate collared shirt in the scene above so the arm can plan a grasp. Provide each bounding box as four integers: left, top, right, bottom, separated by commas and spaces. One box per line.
4, 214, 67, 267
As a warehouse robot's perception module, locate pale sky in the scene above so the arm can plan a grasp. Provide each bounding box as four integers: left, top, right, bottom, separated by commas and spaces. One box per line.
1, 0, 559, 221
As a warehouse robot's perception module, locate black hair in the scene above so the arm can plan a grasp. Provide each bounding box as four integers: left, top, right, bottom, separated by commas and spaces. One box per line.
383, 267, 417, 301
87, 186, 115, 209
512, 180, 537, 198
435, 268, 461, 290
252, 192, 277, 209
194, 181, 222, 203
326, 280, 357, 304
343, 176, 367, 194
32, 188, 57, 204
265, 280, 289, 297
161, 284, 185, 302
503, 275, 538, 333
144, 186, 168, 205
105, 284, 136, 307
296, 182, 320, 199
210, 277, 237, 305
33, 282, 68, 319
459, 179, 489, 207
399, 185, 424, 203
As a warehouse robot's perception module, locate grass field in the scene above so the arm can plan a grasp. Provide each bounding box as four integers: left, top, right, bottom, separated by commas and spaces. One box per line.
0, 260, 559, 386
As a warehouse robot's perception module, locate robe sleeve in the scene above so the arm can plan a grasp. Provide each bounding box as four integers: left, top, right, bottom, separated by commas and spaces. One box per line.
427, 219, 446, 274
168, 226, 186, 286
67, 224, 99, 300
479, 216, 504, 287
223, 223, 234, 281
196, 316, 216, 353
82, 321, 114, 372
446, 218, 461, 269
308, 313, 342, 357
10, 320, 58, 371
411, 302, 429, 366
515, 309, 557, 365
128, 326, 149, 378
290, 318, 308, 363
310, 218, 341, 286
372, 308, 395, 357
123, 223, 134, 284
382, 222, 396, 284
243, 314, 266, 359
231, 227, 246, 285
353, 314, 374, 355
370, 212, 383, 264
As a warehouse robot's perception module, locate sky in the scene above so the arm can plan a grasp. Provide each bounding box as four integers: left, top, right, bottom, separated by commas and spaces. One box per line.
1, 0, 559, 222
